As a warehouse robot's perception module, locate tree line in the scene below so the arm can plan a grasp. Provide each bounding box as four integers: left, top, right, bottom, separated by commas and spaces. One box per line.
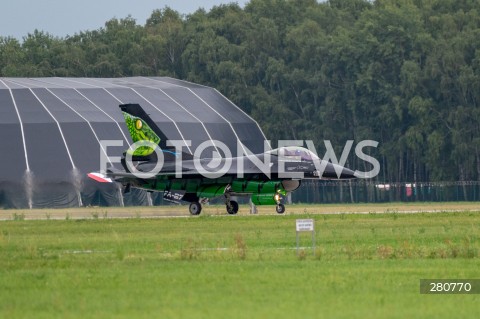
1, 0, 480, 183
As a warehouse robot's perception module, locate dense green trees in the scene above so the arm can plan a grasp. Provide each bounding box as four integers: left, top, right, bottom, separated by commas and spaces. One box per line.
1, 0, 479, 183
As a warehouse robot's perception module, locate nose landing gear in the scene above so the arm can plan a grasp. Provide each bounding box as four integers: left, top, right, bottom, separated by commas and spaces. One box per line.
275, 203, 285, 214
274, 192, 286, 214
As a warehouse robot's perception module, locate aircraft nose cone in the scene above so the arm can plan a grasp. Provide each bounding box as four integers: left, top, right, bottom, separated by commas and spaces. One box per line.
321, 162, 357, 179
340, 167, 356, 179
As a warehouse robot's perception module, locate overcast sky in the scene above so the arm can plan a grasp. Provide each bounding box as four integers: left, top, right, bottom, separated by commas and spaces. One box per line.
0, 0, 249, 40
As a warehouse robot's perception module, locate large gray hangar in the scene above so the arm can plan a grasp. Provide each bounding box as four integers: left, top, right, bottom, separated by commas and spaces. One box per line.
0, 77, 267, 208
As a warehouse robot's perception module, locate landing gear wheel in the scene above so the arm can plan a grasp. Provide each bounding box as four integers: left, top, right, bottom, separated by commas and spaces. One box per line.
189, 202, 202, 215
226, 201, 239, 215
276, 203, 285, 214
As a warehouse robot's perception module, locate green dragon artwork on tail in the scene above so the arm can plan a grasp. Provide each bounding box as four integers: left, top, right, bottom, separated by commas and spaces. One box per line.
122, 111, 161, 156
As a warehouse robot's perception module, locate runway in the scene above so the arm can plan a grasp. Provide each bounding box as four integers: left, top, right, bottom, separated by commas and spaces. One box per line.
0, 202, 478, 221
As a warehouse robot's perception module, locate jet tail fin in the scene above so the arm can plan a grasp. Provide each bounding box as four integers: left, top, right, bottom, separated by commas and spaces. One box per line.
120, 103, 166, 156
119, 103, 192, 162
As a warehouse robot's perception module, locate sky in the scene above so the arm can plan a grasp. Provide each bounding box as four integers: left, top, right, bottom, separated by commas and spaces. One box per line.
0, 0, 249, 40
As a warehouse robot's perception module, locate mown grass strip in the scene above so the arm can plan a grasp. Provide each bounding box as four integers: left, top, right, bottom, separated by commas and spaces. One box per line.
0, 212, 479, 318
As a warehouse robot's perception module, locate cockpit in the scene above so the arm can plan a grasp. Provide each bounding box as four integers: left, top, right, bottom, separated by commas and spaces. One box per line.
266, 146, 320, 161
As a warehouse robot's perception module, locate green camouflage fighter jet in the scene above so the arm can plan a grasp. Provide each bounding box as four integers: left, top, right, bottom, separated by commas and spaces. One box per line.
88, 104, 356, 215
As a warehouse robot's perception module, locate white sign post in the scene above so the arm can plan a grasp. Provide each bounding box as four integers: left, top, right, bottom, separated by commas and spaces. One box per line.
296, 219, 315, 256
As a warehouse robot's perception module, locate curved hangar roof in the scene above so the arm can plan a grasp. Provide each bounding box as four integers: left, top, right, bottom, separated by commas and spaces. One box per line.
0, 77, 267, 208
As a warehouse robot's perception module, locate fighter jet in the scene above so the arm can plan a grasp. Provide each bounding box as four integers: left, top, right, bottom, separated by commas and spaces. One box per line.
88, 104, 356, 215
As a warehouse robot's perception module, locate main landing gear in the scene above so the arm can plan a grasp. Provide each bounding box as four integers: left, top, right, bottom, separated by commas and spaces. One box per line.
226, 200, 239, 215
224, 185, 239, 215
189, 200, 238, 215
189, 202, 202, 215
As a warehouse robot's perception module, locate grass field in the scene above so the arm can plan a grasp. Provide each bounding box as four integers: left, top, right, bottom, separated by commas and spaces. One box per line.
0, 206, 479, 318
